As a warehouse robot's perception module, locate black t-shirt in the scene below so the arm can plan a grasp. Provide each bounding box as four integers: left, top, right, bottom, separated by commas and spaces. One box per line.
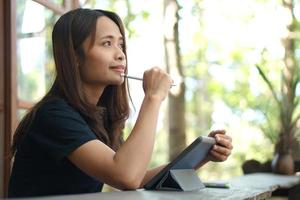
8, 99, 104, 197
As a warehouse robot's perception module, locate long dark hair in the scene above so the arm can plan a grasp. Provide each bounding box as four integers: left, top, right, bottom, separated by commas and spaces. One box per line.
11, 8, 130, 155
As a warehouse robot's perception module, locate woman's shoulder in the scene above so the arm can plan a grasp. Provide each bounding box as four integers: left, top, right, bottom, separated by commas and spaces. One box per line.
36, 97, 79, 118
41, 97, 69, 108
32, 97, 90, 130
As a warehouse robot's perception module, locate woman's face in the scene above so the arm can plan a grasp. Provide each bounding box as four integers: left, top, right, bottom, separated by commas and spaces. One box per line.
80, 16, 126, 87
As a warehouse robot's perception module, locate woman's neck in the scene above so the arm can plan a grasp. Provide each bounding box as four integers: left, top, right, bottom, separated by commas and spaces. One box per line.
82, 83, 105, 105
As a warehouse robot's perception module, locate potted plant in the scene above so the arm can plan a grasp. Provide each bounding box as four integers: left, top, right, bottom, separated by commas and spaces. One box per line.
255, 59, 299, 174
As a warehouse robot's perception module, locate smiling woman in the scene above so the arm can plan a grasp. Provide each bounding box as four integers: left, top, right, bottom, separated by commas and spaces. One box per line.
8, 8, 173, 197
7, 8, 232, 198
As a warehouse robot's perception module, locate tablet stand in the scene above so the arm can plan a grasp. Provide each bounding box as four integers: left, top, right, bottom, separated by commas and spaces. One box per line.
156, 169, 205, 191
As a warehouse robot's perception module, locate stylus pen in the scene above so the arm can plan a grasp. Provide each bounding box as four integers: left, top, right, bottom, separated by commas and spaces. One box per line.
121, 73, 176, 87
204, 182, 230, 189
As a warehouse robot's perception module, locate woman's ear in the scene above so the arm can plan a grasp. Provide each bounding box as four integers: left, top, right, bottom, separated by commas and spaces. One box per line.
75, 52, 84, 67
75, 47, 85, 67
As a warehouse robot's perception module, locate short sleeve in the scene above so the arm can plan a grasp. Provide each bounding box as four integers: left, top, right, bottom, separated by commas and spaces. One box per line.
29, 99, 97, 161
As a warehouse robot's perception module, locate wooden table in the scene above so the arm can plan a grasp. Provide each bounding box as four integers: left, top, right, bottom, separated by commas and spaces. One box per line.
229, 173, 300, 199
6, 173, 300, 200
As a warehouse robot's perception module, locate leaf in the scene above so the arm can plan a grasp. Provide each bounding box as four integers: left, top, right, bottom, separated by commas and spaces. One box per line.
141, 11, 150, 19
255, 64, 281, 107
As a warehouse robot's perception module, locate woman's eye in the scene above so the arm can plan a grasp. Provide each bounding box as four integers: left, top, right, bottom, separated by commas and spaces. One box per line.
103, 41, 111, 46
102, 41, 124, 50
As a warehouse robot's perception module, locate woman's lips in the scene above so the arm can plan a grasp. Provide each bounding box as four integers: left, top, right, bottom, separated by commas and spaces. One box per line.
110, 65, 125, 73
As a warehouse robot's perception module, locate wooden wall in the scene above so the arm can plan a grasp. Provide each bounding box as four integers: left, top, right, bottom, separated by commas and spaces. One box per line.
0, 0, 17, 197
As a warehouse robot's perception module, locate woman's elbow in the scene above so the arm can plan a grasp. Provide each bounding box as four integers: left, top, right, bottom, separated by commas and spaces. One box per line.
118, 173, 143, 190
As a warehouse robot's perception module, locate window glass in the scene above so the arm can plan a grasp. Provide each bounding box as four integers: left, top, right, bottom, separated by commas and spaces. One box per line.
17, 0, 58, 103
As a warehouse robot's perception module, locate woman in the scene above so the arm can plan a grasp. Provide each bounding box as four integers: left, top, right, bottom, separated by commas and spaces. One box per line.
8, 8, 232, 197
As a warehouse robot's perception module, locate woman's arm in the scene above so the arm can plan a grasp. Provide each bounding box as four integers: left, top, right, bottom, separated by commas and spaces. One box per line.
68, 68, 173, 190
139, 164, 168, 187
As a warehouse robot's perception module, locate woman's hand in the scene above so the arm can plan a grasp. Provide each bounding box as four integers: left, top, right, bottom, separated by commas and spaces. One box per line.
207, 130, 232, 162
142, 67, 173, 101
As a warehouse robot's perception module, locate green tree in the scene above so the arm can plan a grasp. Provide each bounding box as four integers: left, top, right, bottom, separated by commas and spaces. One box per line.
164, 0, 187, 161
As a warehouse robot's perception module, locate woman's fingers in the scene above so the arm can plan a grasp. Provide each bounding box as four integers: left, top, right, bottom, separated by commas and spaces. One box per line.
216, 133, 232, 142
215, 134, 233, 150
210, 150, 228, 161
208, 129, 226, 137
212, 144, 232, 157
143, 67, 173, 101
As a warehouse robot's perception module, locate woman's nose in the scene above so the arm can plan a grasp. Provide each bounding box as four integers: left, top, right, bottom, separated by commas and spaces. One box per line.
115, 47, 125, 61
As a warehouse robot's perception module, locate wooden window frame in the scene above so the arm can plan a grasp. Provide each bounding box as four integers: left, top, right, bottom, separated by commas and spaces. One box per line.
1, 0, 82, 197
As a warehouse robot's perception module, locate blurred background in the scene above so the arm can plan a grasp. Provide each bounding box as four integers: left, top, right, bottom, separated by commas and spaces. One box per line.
1, 0, 300, 196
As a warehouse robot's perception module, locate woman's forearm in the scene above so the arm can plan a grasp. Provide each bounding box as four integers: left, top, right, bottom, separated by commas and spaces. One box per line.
139, 164, 168, 187
113, 95, 162, 185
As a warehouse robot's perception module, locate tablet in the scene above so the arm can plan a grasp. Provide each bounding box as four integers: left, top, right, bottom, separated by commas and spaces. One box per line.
143, 136, 216, 190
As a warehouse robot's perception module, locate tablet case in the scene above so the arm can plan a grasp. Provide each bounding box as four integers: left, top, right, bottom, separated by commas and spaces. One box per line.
156, 169, 205, 191
144, 136, 215, 191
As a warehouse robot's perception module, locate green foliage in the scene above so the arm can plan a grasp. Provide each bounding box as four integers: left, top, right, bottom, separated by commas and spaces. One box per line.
181, 0, 294, 177
103, 0, 150, 38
